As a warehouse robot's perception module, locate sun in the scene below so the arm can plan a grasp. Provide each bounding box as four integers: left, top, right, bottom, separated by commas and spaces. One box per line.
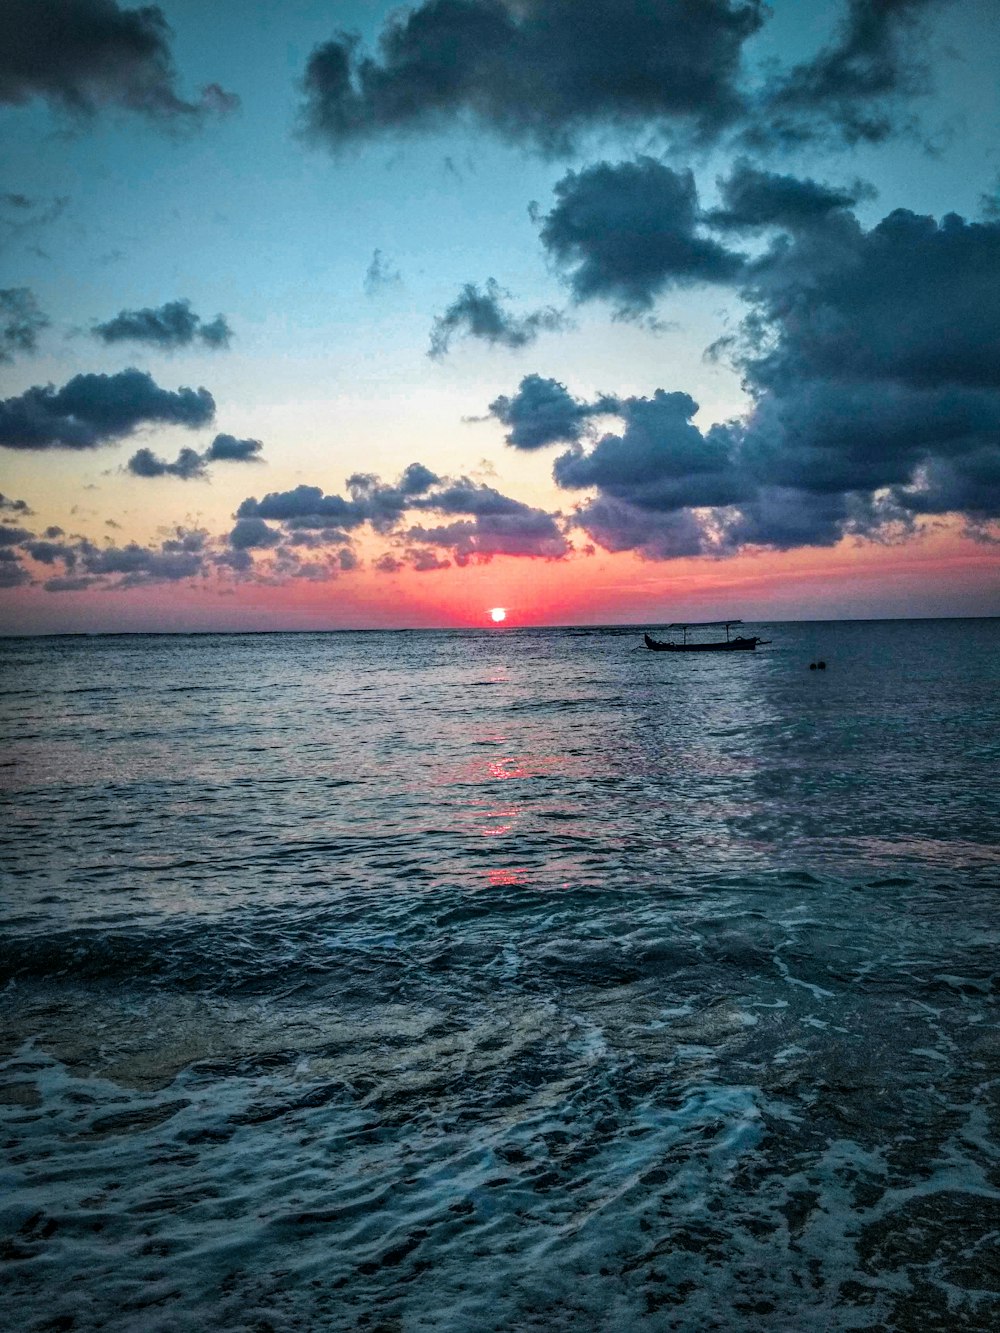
489, 607, 507, 623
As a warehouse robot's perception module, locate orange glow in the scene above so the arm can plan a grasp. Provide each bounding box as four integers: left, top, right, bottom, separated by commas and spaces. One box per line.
489, 607, 507, 622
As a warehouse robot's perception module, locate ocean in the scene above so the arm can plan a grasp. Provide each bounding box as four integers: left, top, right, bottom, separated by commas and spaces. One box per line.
2, 620, 999, 1331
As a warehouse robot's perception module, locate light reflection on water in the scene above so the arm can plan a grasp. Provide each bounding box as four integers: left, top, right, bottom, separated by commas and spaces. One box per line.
1, 621, 999, 1330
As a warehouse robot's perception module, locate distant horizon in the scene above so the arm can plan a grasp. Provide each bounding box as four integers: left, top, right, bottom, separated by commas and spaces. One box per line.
4, 610, 999, 641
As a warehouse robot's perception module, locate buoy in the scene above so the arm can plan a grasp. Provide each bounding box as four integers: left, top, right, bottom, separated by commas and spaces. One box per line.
809, 662, 816, 670
818, 660, 826, 670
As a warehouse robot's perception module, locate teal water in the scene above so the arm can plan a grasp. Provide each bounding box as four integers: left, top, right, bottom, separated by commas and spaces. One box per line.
1, 621, 999, 1330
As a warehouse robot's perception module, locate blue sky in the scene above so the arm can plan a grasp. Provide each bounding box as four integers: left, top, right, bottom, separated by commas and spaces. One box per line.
1, 0, 999, 630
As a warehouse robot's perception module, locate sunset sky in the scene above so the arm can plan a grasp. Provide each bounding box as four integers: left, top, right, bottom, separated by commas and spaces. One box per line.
1, 0, 998, 632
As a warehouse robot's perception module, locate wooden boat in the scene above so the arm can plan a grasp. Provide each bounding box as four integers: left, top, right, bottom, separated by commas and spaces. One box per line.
643, 620, 769, 652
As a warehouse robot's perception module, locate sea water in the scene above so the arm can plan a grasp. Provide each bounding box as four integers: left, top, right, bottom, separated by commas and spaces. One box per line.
1, 621, 999, 1330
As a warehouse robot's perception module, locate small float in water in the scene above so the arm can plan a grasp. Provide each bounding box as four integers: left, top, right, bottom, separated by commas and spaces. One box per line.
643, 620, 770, 652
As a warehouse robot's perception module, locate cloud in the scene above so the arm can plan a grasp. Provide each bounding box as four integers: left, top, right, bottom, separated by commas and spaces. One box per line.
739, 208, 1000, 393
126, 433, 263, 480
203, 433, 262, 463
407, 547, 451, 571
489, 374, 620, 449
538, 158, 744, 314
0, 191, 69, 253
553, 390, 747, 511
228, 517, 282, 550
429, 279, 565, 357
364, 248, 402, 295
706, 161, 874, 230
1, 288, 49, 361
0, 0, 239, 123
407, 506, 569, 564
23, 539, 79, 567
0, 368, 215, 450
0, 552, 31, 587
93, 299, 233, 350
752, 0, 949, 147
486, 200, 1000, 558
0, 523, 35, 545
234, 464, 570, 569
0, 493, 33, 516
126, 445, 207, 479
300, 0, 765, 155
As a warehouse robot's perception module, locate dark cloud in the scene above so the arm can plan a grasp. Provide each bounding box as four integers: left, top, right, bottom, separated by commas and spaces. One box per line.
237, 484, 369, 531
126, 445, 206, 479
203, 433, 262, 463
407, 547, 451, 571
234, 464, 569, 569
740, 209, 1000, 393
239, 466, 439, 535
429, 279, 565, 357
228, 517, 282, 550
23, 539, 79, 567
81, 541, 200, 580
42, 574, 99, 592
0, 523, 34, 545
538, 159, 744, 314
0, 0, 239, 122
0, 493, 33, 516
0, 368, 214, 451
300, 0, 765, 155
753, 0, 948, 148
398, 462, 440, 495
553, 390, 747, 511
374, 552, 404, 574
93, 299, 233, 350
489, 374, 620, 450
126, 433, 263, 479
487, 200, 1000, 557
706, 161, 873, 230
407, 506, 569, 564
1, 288, 49, 361
0, 553, 31, 587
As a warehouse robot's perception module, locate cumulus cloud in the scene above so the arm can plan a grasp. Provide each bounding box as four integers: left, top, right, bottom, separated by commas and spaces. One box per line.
429, 279, 565, 357
0, 368, 214, 451
126, 433, 264, 480
204, 433, 262, 463
126, 445, 206, 479
234, 463, 570, 568
1, 288, 49, 361
752, 0, 948, 148
0, 493, 33, 516
228, 516, 282, 550
93, 299, 232, 350
0, 0, 239, 123
300, 0, 765, 155
487, 201, 1000, 557
489, 374, 620, 449
706, 161, 874, 230
538, 158, 744, 314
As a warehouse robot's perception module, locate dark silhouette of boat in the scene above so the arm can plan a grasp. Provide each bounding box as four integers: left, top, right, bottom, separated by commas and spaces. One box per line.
643, 620, 769, 652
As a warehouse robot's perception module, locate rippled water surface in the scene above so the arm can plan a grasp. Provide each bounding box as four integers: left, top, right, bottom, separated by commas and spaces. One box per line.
2, 622, 999, 1330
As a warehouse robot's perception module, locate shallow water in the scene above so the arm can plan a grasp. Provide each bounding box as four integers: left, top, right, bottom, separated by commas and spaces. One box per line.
2, 621, 999, 1330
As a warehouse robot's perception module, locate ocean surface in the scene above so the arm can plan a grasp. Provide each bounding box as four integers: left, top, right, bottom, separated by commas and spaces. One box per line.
2, 620, 999, 1332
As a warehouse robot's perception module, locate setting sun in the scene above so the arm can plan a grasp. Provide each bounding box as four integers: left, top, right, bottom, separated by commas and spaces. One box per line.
489, 607, 507, 623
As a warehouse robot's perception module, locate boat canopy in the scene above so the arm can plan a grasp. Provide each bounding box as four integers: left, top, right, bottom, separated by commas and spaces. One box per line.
666, 620, 742, 629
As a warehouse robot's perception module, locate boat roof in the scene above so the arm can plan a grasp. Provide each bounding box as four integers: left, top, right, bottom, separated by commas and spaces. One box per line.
666, 620, 742, 629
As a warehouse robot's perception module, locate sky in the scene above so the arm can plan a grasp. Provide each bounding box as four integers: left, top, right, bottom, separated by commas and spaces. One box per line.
1, 0, 999, 632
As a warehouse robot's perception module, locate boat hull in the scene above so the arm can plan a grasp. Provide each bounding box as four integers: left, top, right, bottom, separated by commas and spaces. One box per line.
644, 633, 760, 652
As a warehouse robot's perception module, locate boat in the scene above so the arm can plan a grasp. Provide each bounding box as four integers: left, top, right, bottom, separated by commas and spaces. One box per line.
643, 620, 769, 652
